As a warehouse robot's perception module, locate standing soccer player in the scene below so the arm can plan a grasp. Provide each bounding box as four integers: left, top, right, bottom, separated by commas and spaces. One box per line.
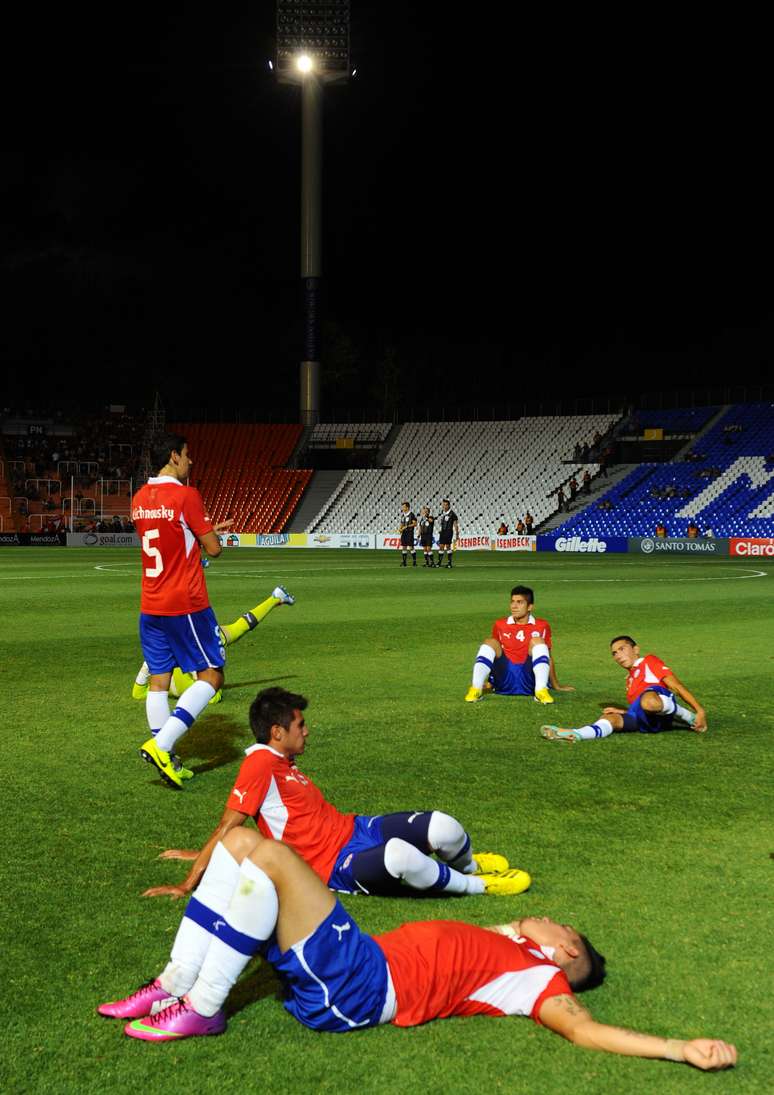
132, 433, 226, 789
417, 506, 435, 566
465, 585, 574, 704
436, 499, 459, 568
540, 636, 707, 743
398, 502, 417, 567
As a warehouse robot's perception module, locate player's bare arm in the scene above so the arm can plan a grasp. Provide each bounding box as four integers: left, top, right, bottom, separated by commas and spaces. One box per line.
539, 994, 737, 1069
143, 806, 248, 899
199, 529, 223, 558
662, 672, 707, 731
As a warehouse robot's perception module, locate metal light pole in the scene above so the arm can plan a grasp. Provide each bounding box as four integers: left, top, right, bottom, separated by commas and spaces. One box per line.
275, 1, 351, 427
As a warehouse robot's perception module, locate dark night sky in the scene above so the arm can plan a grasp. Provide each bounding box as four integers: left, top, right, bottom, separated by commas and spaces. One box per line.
2, 5, 772, 417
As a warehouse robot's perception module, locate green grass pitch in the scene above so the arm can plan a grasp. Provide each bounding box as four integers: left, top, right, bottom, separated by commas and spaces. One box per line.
2, 547, 772, 1094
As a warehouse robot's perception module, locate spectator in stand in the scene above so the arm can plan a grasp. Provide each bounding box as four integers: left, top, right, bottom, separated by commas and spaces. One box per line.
581, 441, 590, 462
497, 519, 509, 535
655, 522, 668, 539
568, 477, 578, 507
524, 513, 534, 534
686, 522, 700, 539
598, 500, 614, 511
556, 487, 566, 513
705, 528, 714, 539
582, 470, 591, 495
515, 518, 526, 535
573, 441, 582, 461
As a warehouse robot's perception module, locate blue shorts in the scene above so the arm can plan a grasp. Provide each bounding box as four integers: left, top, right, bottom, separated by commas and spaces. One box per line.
139, 608, 225, 675
264, 900, 392, 1032
624, 684, 675, 734
491, 656, 535, 696
328, 815, 386, 892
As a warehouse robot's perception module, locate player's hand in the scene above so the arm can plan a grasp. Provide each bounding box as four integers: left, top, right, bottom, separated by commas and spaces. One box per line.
602, 706, 626, 715
682, 1039, 737, 1070
142, 884, 190, 900
692, 709, 708, 733
213, 520, 233, 533
158, 849, 200, 861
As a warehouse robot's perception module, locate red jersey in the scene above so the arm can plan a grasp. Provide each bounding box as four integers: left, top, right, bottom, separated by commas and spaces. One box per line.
132, 477, 213, 615
491, 614, 552, 664
374, 920, 571, 1027
625, 654, 672, 704
227, 744, 356, 884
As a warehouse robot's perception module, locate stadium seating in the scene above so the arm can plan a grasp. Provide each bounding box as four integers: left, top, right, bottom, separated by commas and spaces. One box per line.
548, 403, 774, 538
305, 415, 620, 534
169, 423, 311, 533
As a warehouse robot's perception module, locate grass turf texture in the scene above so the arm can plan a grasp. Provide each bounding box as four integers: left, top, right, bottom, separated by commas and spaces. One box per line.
2, 547, 772, 1094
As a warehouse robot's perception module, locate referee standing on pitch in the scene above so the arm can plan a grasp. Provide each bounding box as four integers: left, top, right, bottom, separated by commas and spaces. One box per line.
398, 502, 418, 567
436, 499, 459, 568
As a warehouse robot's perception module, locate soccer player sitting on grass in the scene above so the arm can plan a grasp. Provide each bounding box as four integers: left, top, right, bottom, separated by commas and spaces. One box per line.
131, 584, 296, 705
540, 635, 707, 743
100, 830, 737, 1073
143, 687, 530, 901
465, 585, 574, 705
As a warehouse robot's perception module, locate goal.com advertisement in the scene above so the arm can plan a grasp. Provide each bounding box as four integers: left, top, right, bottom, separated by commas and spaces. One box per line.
729, 537, 774, 557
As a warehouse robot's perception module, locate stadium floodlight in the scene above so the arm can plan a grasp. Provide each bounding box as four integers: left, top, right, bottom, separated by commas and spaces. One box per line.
276, 0, 350, 85
275, 1, 352, 426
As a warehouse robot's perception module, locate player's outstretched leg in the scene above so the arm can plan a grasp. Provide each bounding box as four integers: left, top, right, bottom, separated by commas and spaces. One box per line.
219, 585, 295, 645
540, 718, 615, 743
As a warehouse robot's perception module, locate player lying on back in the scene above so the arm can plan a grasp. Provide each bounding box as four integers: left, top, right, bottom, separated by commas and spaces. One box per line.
465, 585, 574, 705
100, 829, 736, 1073
131, 584, 295, 705
541, 635, 707, 743
142, 686, 530, 901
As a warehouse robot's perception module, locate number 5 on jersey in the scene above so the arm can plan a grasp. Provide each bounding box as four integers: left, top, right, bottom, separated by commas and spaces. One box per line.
143, 529, 164, 577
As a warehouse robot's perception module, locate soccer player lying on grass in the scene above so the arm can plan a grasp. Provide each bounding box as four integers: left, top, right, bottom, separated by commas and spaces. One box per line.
143, 686, 530, 901
100, 829, 737, 1072
541, 635, 707, 743
465, 585, 574, 705
131, 584, 295, 707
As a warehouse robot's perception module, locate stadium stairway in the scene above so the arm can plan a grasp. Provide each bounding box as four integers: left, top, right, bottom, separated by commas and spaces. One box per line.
670, 405, 730, 461
288, 470, 347, 532
538, 464, 639, 531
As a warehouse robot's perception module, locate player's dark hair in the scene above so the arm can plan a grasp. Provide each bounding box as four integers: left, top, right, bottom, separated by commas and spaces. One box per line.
510, 585, 534, 604
151, 432, 188, 473
249, 686, 308, 744
610, 635, 637, 647
568, 935, 607, 993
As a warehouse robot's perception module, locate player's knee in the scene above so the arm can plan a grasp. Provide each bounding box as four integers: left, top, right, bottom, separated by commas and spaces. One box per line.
383, 837, 423, 879
427, 811, 464, 852
199, 667, 224, 690
221, 826, 261, 863
483, 638, 501, 656
641, 691, 661, 711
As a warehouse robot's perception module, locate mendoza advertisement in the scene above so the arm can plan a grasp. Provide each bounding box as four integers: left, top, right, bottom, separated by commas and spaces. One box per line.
493, 535, 536, 552
729, 537, 774, 557
537, 536, 628, 553
0, 531, 67, 546
67, 532, 140, 547
630, 537, 730, 555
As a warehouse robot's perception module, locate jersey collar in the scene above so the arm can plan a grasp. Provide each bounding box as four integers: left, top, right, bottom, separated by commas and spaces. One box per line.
632, 657, 644, 668
148, 475, 183, 486
244, 742, 285, 758
506, 614, 536, 625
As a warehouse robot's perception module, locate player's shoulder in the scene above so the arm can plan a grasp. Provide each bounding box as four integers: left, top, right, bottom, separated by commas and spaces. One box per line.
643, 652, 669, 670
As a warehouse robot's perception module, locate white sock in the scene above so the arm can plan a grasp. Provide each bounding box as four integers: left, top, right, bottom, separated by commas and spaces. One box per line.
675, 703, 695, 725
531, 642, 550, 692
472, 644, 495, 689
188, 859, 279, 1017
659, 693, 677, 715
135, 661, 150, 686
573, 718, 614, 741
428, 812, 473, 872
155, 680, 216, 753
383, 838, 484, 895
146, 691, 170, 734
159, 842, 241, 997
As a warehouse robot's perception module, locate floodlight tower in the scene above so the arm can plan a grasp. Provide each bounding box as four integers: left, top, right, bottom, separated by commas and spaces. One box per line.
275, 0, 351, 426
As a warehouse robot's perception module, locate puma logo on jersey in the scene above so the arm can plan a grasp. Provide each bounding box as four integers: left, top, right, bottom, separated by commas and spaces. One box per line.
332, 922, 351, 942
212, 919, 226, 932
233, 788, 247, 804
408, 812, 424, 824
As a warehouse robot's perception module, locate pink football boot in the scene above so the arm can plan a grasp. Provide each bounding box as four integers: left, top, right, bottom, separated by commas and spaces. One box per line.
124, 997, 226, 1041
98, 978, 177, 1019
